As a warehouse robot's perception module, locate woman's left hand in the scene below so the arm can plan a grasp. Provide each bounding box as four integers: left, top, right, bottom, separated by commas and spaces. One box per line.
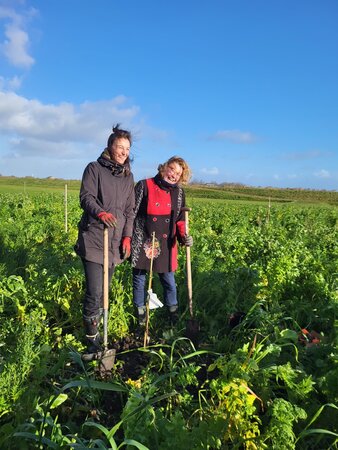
183, 235, 193, 247
121, 236, 131, 258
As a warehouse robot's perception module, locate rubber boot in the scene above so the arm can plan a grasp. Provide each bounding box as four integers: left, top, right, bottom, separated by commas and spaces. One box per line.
134, 306, 146, 342
137, 306, 146, 327
83, 315, 102, 354
169, 305, 179, 326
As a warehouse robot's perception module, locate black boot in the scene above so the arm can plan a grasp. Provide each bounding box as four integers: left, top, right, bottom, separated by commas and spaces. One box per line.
85, 333, 103, 354
83, 315, 102, 354
169, 305, 179, 326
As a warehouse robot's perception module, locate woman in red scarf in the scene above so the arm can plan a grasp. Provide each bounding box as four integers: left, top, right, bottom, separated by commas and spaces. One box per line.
131, 156, 193, 326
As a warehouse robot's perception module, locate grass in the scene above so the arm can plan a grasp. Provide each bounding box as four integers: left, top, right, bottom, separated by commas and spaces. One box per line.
185, 184, 338, 205
0, 177, 80, 194
0, 175, 337, 205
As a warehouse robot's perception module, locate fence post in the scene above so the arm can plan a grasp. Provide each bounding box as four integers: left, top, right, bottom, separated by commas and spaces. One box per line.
64, 183, 68, 233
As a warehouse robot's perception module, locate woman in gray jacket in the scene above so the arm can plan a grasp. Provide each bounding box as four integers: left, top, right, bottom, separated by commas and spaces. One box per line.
75, 124, 135, 353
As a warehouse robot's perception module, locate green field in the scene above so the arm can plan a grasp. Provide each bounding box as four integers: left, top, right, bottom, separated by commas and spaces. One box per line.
0, 180, 337, 449
1, 175, 337, 205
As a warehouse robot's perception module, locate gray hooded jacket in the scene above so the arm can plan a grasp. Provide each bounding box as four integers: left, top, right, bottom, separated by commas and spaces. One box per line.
75, 152, 135, 266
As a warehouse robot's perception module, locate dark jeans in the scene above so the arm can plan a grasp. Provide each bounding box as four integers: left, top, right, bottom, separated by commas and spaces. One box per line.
82, 259, 115, 320
132, 268, 177, 310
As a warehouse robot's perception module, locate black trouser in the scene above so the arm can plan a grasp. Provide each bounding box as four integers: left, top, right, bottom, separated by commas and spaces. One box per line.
81, 258, 115, 321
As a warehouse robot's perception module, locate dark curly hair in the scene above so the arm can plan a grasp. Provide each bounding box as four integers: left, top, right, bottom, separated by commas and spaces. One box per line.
107, 123, 132, 148
106, 124, 133, 176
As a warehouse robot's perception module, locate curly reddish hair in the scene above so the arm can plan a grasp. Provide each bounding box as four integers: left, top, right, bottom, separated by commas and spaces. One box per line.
157, 156, 192, 185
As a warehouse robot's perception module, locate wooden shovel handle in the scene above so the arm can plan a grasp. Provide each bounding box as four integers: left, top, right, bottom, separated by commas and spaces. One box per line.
103, 226, 109, 310
184, 209, 193, 317
103, 226, 109, 348
144, 231, 156, 347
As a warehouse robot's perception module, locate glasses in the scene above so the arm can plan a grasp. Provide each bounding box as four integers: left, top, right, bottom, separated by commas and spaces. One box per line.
167, 165, 182, 177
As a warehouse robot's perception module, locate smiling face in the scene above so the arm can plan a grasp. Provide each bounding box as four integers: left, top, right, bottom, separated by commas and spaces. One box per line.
109, 137, 131, 165
162, 161, 183, 184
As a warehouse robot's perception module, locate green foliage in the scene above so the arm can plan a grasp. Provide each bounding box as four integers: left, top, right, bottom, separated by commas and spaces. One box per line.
0, 191, 337, 449
264, 398, 307, 449
0, 313, 43, 415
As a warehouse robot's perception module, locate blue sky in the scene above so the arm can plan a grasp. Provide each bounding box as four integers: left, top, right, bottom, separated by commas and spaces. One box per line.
0, 0, 337, 190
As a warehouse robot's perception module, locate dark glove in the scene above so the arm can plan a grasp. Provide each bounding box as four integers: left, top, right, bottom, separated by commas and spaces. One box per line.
121, 236, 131, 258
97, 211, 117, 227
182, 234, 193, 247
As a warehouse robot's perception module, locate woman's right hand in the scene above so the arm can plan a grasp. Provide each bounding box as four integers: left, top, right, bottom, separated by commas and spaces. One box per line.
97, 211, 117, 227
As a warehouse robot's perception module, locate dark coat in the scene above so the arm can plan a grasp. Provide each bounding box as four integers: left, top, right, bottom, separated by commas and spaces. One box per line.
131, 174, 187, 273
75, 154, 135, 266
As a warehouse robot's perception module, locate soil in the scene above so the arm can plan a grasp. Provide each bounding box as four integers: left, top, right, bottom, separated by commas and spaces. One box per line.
110, 332, 151, 380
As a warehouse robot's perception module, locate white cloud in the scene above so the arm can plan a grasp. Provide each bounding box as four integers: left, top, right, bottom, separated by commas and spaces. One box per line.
8, 75, 22, 90
0, 90, 142, 160
0, 91, 139, 137
200, 167, 219, 175
2, 23, 34, 68
314, 169, 330, 179
0, 5, 36, 69
0, 5, 20, 21
0, 74, 23, 90
209, 129, 258, 144
282, 150, 332, 160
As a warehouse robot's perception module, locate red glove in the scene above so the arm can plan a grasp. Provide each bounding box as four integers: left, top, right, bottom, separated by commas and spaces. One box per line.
176, 221, 186, 237
121, 236, 131, 259
97, 211, 117, 227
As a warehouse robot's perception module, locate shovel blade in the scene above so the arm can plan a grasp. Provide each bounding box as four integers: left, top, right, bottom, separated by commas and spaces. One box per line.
185, 318, 200, 347
99, 348, 116, 375
82, 348, 116, 374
